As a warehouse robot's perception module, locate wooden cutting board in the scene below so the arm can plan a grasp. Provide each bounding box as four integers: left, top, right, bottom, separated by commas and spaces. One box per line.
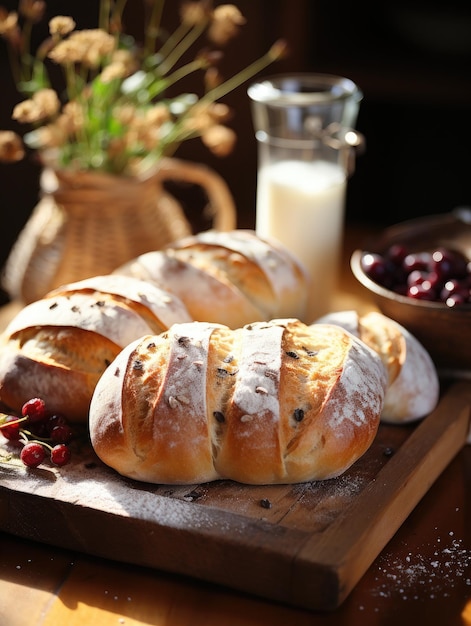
0, 381, 470, 612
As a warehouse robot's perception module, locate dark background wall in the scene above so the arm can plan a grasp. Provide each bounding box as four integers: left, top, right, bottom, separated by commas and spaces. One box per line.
1, 1, 471, 305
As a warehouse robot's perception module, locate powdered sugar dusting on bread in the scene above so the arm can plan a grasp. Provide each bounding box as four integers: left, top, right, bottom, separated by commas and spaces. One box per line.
328, 335, 387, 432
48, 274, 192, 326
378, 315, 439, 423
4, 293, 154, 347
231, 322, 283, 419
165, 322, 219, 420
194, 230, 305, 302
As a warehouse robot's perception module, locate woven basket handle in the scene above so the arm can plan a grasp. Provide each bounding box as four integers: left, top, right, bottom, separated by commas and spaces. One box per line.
155, 157, 237, 231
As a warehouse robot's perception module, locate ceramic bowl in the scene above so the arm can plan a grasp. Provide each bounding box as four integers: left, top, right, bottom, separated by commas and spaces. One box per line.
350, 208, 471, 372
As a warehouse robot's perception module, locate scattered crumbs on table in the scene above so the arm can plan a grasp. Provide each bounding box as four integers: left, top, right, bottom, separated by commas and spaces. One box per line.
370, 535, 471, 603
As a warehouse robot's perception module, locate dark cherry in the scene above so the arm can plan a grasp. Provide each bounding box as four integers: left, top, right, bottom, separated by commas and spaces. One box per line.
46, 413, 68, 434
445, 293, 467, 307
407, 283, 437, 301
406, 270, 429, 288
50, 424, 74, 444
440, 279, 468, 301
402, 251, 432, 274
431, 247, 468, 280
386, 244, 409, 266
360, 253, 388, 283
361, 243, 471, 307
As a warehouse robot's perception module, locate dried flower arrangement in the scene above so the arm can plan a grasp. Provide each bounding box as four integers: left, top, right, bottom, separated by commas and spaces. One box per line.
0, 0, 285, 176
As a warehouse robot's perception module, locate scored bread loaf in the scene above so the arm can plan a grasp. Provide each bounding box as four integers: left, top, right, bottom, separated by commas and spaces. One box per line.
89, 318, 387, 485
114, 229, 309, 328
314, 310, 440, 423
0, 275, 192, 422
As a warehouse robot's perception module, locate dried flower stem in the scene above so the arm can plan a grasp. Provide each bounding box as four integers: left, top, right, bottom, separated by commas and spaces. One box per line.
6, 38, 21, 85
158, 19, 207, 76
144, 0, 164, 57
99, 0, 111, 32
19, 16, 33, 82
199, 40, 286, 106
112, 0, 128, 27
160, 57, 208, 92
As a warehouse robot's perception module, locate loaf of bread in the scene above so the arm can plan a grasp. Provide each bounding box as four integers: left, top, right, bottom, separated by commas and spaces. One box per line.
0, 275, 192, 422
114, 229, 308, 328
314, 310, 440, 423
89, 319, 387, 485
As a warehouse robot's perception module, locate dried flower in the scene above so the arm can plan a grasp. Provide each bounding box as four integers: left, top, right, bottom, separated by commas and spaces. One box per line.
100, 61, 128, 83
19, 0, 45, 22
48, 29, 116, 68
0, 8, 19, 38
60, 101, 84, 134
0, 131, 24, 161
204, 66, 223, 91
180, 0, 212, 26
0, 0, 284, 176
146, 104, 171, 126
208, 4, 246, 45
11, 100, 39, 123
33, 88, 61, 117
12, 88, 60, 123
49, 15, 76, 38
114, 104, 137, 126
201, 124, 236, 156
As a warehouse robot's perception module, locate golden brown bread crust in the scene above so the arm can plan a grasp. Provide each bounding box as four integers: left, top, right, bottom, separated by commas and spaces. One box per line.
0, 328, 120, 422
114, 229, 308, 327
0, 275, 192, 421
89, 319, 387, 485
314, 310, 440, 423
115, 252, 265, 328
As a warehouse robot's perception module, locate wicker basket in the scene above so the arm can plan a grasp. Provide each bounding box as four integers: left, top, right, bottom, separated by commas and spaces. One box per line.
2, 157, 236, 303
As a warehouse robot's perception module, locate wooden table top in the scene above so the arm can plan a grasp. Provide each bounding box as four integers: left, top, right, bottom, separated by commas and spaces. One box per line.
0, 224, 470, 626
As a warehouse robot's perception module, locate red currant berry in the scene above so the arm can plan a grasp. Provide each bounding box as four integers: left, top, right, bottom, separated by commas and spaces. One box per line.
50, 444, 71, 467
20, 442, 46, 468
50, 424, 74, 444
21, 398, 47, 423
46, 413, 67, 434
0, 416, 21, 441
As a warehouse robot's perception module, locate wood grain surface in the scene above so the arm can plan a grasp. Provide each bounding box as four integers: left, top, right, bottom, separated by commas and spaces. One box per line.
1, 381, 469, 611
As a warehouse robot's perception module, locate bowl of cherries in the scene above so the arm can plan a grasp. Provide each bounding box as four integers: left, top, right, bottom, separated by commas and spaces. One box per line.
350, 208, 471, 371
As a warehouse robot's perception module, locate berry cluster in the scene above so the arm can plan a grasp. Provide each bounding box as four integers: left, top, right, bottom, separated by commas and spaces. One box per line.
361, 244, 471, 306
0, 397, 73, 468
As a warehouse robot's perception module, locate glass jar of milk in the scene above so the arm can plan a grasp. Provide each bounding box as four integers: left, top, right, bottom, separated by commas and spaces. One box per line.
248, 74, 363, 322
